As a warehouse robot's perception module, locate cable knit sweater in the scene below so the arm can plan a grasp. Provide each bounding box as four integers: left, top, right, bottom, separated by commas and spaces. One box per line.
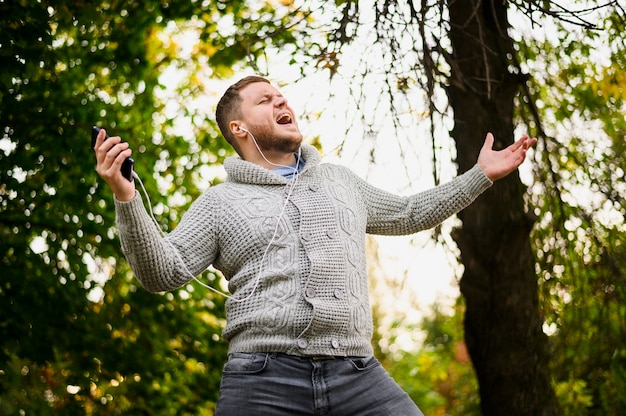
114, 144, 492, 357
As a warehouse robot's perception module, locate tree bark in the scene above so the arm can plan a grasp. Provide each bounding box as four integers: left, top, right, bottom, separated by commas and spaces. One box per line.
446, 0, 560, 414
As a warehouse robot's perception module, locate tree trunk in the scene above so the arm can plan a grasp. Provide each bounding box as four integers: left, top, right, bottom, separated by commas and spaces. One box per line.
446, 0, 560, 414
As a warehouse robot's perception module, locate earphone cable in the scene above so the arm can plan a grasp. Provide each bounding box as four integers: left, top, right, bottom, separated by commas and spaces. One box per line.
131, 144, 301, 302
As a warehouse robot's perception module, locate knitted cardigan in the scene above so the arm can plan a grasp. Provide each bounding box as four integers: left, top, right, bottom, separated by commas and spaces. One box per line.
114, 144, 492, 357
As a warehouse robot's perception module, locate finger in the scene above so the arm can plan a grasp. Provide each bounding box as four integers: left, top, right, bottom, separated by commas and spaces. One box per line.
101, 136, 123, 155
482, 132, 495, 151
99, 145, 131, 181
101, 141, 127, 168
113, 148, 133, 169
96, 138, 120, 169
526, 137, 538, 149
509, 135, 529, 152
94, 128, 107, 151
96, 130, 124, 153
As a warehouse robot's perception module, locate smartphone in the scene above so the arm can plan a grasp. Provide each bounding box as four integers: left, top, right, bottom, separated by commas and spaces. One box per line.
91, 126, 134, 182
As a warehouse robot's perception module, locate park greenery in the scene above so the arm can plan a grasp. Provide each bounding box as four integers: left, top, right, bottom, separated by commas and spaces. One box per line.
1, 0, 625, 415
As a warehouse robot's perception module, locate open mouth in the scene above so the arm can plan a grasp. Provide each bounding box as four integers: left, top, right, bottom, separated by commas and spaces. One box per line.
276, 113, 292, 125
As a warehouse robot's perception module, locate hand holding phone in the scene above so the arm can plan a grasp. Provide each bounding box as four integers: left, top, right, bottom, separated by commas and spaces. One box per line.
92, 126, 135, 182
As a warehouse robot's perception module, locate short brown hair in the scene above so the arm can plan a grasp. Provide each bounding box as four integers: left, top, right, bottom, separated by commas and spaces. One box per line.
216, 75, 270, 154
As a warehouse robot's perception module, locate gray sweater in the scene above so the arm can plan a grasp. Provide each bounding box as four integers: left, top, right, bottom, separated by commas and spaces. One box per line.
115, 144, 492, 357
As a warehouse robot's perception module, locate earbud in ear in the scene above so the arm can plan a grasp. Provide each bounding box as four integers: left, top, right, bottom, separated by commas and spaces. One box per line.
239, 126, 249, 134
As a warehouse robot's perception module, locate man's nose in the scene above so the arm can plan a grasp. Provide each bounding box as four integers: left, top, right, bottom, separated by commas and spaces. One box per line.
274, 96, 287, 107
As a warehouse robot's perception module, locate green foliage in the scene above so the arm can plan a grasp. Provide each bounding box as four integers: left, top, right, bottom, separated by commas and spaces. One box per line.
554, 379, 594, 416
3, 0, 626, 414
515, 8, 626, 415
0, 0, 321, 412
384, 302, 481, 416
0, 0, 281, 413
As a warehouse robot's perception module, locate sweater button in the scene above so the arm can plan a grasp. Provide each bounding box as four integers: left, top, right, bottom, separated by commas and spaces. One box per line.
326, 229, 338, 239
301, 232, 312, 241
331, 338, 340, 349
305, 288, 316, 298
309, 183, 320, 192
297, 339, 308, 349
334, 289, 346, 299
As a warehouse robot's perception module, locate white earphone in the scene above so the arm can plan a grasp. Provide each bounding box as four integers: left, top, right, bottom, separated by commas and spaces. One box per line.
134, 124, 302, 303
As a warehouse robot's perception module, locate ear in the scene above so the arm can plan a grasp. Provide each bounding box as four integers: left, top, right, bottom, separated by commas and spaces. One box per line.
229, 121, 247, 138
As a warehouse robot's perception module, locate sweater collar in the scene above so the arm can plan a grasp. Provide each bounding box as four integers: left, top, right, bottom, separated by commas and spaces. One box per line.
224, 144, 321, 185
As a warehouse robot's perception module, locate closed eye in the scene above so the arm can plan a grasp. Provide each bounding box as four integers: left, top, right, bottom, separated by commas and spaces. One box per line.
257, 93, 283, 105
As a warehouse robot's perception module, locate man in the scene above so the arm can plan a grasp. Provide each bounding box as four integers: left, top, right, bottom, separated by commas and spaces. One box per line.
95, 75, 536, 415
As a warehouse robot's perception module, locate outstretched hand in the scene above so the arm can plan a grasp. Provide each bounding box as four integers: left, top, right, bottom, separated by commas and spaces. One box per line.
477, 133, 537, 181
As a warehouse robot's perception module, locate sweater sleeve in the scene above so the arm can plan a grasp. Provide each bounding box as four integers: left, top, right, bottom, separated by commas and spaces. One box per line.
357, 164, 493, 235
114, 190, 219, 292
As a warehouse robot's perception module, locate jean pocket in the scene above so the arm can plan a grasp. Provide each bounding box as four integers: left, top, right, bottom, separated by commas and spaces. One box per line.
222, 352, 271, 375
347, 355, 380, 372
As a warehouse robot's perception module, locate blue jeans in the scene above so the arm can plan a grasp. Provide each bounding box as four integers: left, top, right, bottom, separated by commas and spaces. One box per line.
215, 352, 424, 416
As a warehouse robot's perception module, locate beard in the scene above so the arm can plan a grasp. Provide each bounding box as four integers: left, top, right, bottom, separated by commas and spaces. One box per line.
246, 123, 302, 154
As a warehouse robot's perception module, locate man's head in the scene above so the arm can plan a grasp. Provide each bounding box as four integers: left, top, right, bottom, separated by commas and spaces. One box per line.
216, 76, 269, 155
216, 76, 302, 159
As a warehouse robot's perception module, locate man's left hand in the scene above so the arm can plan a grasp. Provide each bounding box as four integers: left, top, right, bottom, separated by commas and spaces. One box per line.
477, 132, 537, 181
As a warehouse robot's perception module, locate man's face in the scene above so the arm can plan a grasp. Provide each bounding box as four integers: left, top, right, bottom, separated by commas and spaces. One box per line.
236, 82, 303, 153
